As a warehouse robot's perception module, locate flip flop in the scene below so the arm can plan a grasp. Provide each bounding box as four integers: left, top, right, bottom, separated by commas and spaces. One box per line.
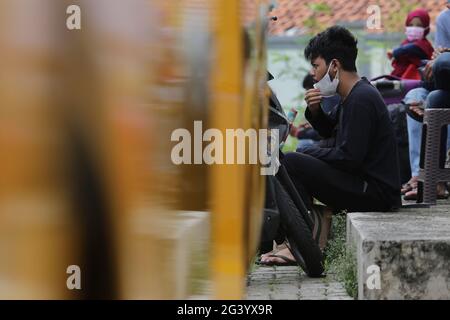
256, 254, 298, 267
256, 243, 288, 264
403, 188, 418, 201
401, 181, 417, 195
403, 188, 450, 201
405, 104, 424, 123
401, 184, 412, 195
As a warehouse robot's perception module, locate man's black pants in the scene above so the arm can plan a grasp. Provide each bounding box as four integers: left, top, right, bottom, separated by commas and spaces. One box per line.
282, 152, 389, 212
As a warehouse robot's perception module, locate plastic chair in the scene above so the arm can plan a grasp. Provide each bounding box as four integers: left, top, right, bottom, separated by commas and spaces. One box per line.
417, 109, 450, 204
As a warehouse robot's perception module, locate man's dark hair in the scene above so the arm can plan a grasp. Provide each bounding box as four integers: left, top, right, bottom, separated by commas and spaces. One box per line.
304, 26, 358, 72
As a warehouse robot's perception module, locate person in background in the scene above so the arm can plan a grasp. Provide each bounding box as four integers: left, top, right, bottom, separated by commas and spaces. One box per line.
387, 8, 434, 79
435, 0, 450, 49
402, 2, 450, 200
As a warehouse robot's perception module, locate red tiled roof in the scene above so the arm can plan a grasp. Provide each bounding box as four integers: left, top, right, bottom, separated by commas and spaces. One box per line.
254, 0, 447, 36
241, 0, 258, 25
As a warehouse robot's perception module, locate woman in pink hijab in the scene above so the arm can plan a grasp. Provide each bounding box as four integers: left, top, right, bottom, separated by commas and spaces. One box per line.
388, 8, 434, 79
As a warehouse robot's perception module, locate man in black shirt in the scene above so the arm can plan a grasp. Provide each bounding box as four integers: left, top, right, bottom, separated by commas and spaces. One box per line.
284, 26, 402, 213
260, 26, 401, 266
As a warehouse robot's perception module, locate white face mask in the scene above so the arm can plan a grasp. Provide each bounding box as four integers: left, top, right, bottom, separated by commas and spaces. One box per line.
313, 62, 339, 98
405, 26, 425, 41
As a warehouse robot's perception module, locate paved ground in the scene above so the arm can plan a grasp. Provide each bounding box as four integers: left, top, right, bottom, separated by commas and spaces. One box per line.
246, 265, 353, 300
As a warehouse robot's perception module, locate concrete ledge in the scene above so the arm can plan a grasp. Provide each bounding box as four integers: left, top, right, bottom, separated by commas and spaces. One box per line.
122, 210, 210, 299
347, 205, 450, 300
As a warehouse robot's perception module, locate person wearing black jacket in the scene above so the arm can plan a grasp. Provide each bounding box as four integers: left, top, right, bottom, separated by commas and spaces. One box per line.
260, 26, 402, 267
283, 26, 402, 213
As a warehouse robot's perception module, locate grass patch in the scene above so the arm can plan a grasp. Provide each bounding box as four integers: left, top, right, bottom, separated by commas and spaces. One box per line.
324, 212, 358, 299
249, 255, 261, 274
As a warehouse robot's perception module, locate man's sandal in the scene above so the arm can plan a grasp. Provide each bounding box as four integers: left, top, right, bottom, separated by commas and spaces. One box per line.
256, 254, 297, 267
401, 180, 418, 195
405, 104, 425, 123
404, 187, 450, 201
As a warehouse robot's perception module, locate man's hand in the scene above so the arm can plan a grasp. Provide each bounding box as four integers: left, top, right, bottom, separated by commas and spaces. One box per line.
387, 50, 393, 60
432, 50, 440, 60
289, 125, 299, 137
433, 47, 449, 60
305, 88, 323, 117
300, 123, 312, 130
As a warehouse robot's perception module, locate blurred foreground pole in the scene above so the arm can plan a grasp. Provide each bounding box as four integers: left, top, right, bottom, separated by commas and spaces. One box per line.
210, 0, 269, 299
0, 1, 81, 299
210, 0, 246, 299
0, 0, 268, 299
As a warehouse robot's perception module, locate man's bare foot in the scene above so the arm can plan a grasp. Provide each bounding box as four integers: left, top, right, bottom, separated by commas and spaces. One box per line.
401, 176, 418, 195
410, 105, 424, 117
259, 247, 296, 265
260, 242, 287, 260
404, 182, 449, 201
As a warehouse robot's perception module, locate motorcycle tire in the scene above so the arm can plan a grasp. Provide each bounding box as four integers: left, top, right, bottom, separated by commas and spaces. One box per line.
273, 178, 325, 278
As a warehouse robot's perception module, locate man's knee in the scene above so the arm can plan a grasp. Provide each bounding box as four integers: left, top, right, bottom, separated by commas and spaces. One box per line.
433, 52, 450, 73
433, 52, 450, 91
404, 87, 429, 105
282, 152, 316, 175
426, 90, 450, 109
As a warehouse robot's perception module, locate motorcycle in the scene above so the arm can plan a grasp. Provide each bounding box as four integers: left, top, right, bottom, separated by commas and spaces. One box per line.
258, 73, 324, 278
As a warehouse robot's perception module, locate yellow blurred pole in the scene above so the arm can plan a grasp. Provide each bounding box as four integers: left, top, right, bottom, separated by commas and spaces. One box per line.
210, 0, 246, 299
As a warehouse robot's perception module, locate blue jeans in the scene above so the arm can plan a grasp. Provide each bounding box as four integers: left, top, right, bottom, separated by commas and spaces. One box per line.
297, 139, 315, 151
405, 53, 450, 177
405, 88, 428, 177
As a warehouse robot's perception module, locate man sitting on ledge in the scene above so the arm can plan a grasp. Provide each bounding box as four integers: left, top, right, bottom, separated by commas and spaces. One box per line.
260, 26, 401, 266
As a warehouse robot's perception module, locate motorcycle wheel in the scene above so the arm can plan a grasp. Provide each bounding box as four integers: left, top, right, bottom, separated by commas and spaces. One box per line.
273, 178, 325, 277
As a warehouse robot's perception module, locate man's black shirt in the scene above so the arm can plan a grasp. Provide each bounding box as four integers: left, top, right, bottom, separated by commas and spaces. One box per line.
303, 77, 402, 209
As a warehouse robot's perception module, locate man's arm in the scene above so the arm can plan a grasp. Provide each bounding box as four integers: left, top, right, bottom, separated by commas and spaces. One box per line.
302, 99, 372, 173
392, 43, 429, 60
304, 88, 337, 138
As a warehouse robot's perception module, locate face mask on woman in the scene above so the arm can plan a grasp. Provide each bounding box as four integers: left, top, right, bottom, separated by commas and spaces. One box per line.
405, 26, 425, 41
